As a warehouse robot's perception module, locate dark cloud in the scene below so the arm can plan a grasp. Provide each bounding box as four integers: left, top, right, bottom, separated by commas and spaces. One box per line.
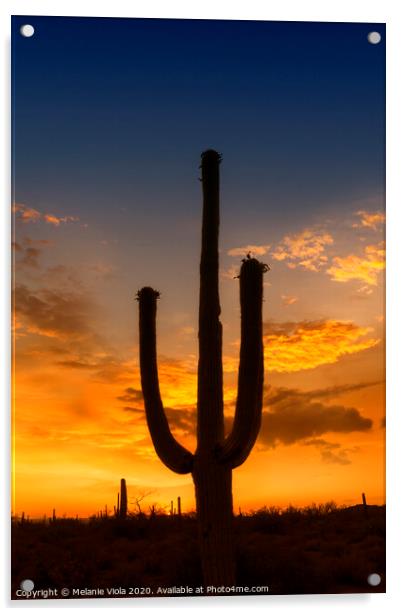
55, 353, 133, 384
116, 381, 373, 460
21, 247, 41, 268
263, 320, 303, 336
304, 438, 336, 448
14, 284, 94, 339
127, 404, 196, 436
164, 406, 196, 434
320, 448, 352, 465
13, 258, 136, 387
118, 387, 196, 437
259, 403, 371, 448
264, 381, 381, 407
258, 383, 373, 449
117, 387, 144, 404
56, 360, 96, 370
123, 406, 142, 414
12, 236, 53, 269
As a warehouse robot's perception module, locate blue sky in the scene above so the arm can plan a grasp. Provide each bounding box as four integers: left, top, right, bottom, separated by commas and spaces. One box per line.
13, 17, 385, 227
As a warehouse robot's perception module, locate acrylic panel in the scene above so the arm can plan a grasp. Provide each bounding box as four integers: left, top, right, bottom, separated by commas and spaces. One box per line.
11, 16, 386, 600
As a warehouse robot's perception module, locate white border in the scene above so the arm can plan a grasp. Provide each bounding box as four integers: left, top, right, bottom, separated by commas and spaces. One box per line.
1, 1, 401, 614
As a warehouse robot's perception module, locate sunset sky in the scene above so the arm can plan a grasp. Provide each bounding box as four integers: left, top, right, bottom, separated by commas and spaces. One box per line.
12, 16, 385, 517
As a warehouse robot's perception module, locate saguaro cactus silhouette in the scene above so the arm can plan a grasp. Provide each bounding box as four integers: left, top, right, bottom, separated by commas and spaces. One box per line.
137, 150, 267, 586
119, 478, 127, 519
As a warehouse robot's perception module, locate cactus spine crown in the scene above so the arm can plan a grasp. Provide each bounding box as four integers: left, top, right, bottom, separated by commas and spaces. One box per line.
137, 150, 267, 585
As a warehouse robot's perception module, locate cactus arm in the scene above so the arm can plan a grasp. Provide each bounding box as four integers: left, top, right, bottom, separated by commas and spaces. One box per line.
137, 287, 193, 474
217, 257, 267, 468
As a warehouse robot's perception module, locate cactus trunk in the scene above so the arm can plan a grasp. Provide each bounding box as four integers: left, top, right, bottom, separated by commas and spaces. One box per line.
192, 150, 235, 586
137, 150, 267, 588
193, 459, 235, 585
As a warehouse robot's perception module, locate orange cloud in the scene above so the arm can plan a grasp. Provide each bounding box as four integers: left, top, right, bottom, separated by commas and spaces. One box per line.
227, 244, 270, 257
271, 228, 333, 272
153, 356, 199, 408
327, 241, 385, 286
263, 319, 379, 373
43, 213, 79, 226
13, 203, 79, 226
12, 204, 42, 223
352, 210, 385, 230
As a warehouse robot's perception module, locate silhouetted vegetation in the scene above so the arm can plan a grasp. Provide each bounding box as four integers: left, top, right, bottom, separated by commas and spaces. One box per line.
119, 478, 127, 519
11, 503, 385, 598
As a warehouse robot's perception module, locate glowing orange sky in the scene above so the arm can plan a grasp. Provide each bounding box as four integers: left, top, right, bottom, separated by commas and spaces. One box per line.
12, 203, 385, 517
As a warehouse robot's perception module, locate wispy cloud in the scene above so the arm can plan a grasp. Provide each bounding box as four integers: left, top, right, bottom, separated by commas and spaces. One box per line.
12, 237, 53, 269
271, 228, 333, 272
88, 262, 116, 280
220, 265, 241, 280
281, 294, 298, 306
263, 319, 379, 373
13, 203, 79, 226
327, 241, 385, 286
304, 438, 358, 465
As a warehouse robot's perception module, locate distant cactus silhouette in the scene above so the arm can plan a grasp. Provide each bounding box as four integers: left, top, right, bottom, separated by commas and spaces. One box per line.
137, 150, 267, 586
119, 478, 127, 519
362, 492, 368, 517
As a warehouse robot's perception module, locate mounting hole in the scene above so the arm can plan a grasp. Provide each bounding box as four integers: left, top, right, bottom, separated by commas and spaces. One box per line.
20, 24, 35, 38
367, 31, 381, 45
20, 579, 34, 591
367, 573, 381, 586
